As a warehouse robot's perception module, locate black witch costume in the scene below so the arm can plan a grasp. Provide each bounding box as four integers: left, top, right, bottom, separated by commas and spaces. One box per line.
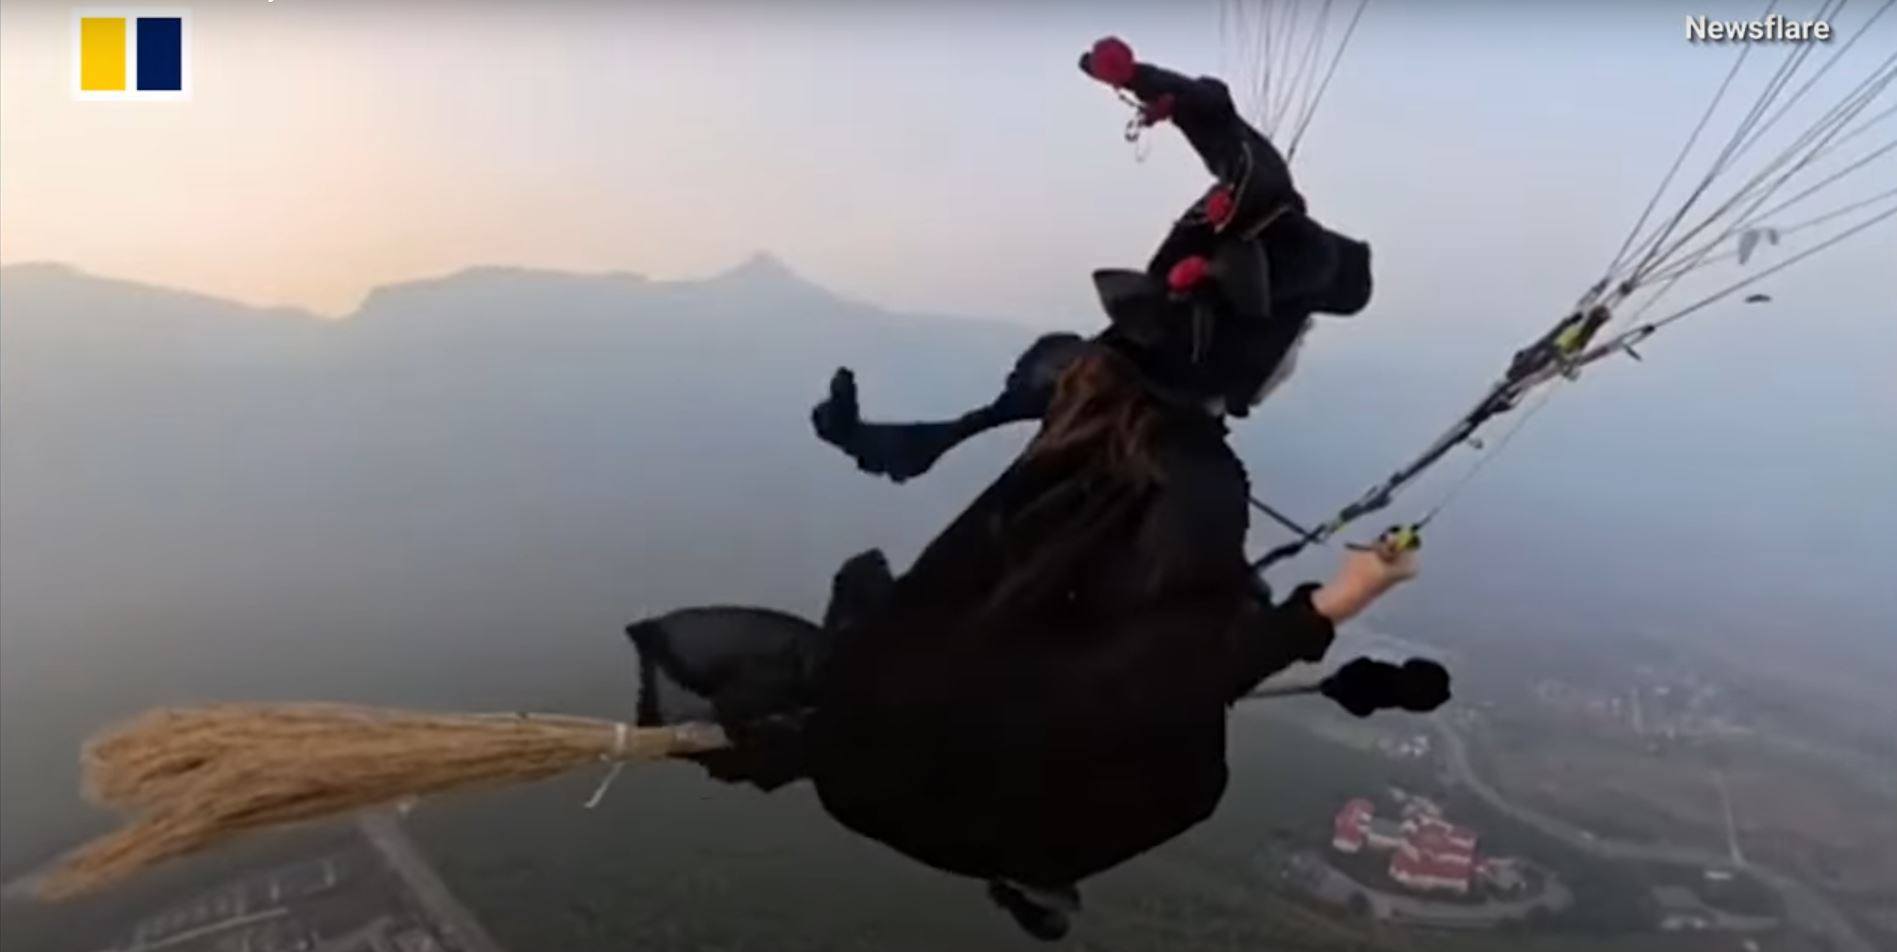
625, 264, 1448, 941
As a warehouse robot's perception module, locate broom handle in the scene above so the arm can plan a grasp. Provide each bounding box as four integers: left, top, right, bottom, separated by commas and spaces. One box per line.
1241, 678, 1324, 701
651, 680, 1322, 760
608, 720, 732, 760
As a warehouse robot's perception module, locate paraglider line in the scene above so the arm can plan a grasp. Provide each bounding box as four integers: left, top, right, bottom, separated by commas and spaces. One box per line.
1642, 200, 1897, 333
1288, 0, 1370, 162
1416, 381, 1564, 528
1632, 53, 1896, 288
1643, 174, 1897, 288
1248, 493, 1326, 545
1616, 1, 1891, 291
1604, 0, 1771, 281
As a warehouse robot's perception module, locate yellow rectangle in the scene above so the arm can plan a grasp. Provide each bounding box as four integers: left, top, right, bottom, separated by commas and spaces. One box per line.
80, 17, 127, 91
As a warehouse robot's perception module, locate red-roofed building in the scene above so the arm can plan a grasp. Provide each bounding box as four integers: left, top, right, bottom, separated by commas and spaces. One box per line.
1332, 798, 1373, 853
1331, 797, 1486, 894
1390, 847, 1474, 894
1406, 814, 1479, 852
1402, 827, 1478, 865
1391, 814, 1479, 894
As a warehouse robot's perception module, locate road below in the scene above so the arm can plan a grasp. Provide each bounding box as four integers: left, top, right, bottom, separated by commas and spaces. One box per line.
358, 811, 509, 952
1434, 722, 1872, 952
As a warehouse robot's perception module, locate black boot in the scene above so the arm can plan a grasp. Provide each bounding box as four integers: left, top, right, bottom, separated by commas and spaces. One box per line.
809, 334, 1083, 483
810, 368, 969, 483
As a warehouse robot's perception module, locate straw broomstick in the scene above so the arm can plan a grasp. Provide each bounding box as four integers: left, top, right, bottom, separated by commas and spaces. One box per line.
35, 703, 731, 901
32, 673, 1364, 901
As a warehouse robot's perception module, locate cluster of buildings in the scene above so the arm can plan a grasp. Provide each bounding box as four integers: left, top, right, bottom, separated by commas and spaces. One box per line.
1532, 674, 1752, 742
1331, 792, 1522, 896
1373, 732, 1432, 760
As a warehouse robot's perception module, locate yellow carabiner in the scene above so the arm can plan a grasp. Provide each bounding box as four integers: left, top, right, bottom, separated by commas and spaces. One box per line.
1385, 524, 1422, 553
1554, 321, 1586, 356
1347, 524, 1423, 557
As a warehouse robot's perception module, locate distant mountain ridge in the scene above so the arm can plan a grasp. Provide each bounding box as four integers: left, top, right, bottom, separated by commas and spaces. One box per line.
1, 252, 903, 326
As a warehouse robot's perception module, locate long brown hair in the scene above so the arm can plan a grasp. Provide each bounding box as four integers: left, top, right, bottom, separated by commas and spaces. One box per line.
983, 346, 1172, 616
1022, 346, 1167, 485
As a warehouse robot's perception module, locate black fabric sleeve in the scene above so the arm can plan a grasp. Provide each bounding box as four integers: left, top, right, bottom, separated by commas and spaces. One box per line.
1125, 63, 1235, 115
1226, 582, 1337, 700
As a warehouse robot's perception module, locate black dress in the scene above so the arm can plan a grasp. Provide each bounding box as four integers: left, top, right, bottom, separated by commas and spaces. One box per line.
805, 392, 1336, 888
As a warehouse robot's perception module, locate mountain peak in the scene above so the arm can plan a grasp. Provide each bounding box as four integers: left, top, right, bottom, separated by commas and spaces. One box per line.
705, 252, 830, 297
722, 251, 794, 278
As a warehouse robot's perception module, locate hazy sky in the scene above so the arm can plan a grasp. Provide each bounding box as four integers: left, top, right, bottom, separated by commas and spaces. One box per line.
5, 0, 1889, 331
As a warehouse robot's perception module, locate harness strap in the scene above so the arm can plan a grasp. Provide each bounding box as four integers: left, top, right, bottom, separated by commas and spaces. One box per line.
1247, 494, 1325, 546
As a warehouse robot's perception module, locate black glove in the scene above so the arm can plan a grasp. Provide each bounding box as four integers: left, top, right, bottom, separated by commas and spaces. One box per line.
1320, 657, 1452, 718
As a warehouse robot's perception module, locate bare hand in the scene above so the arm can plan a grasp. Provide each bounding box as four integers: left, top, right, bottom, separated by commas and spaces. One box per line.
1312, 529, 1420, 623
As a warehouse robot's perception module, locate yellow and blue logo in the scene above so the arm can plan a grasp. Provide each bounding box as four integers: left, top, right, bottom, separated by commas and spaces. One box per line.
73, 8, 190, 100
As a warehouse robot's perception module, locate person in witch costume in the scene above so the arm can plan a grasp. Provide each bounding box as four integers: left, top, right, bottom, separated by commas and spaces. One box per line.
624, 263, 1448, 942
811, 36, 1374, 483
1082, 34, 1372, 321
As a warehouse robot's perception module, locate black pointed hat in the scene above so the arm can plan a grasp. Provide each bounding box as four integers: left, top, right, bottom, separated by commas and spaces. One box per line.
1090, 237, 1311, 415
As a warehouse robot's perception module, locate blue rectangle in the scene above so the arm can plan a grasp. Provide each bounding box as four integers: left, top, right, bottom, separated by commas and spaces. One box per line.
135, 18, 181, 91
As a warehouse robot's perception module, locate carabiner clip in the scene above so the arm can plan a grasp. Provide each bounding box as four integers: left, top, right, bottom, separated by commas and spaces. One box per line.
1347, 524, 1422, 556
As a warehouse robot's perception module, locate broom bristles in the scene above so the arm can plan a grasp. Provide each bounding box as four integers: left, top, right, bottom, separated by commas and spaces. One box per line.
39, 703, 729, 901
